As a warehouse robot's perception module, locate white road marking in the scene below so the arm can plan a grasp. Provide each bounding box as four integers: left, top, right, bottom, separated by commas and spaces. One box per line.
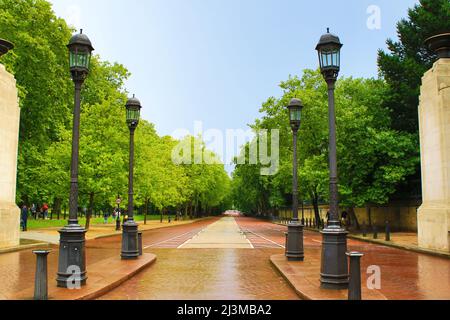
242, 229, 285, 249
144, 229, 202, 249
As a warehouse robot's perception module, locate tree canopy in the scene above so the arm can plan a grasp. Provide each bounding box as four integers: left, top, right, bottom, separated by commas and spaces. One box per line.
0, 0, 231, 220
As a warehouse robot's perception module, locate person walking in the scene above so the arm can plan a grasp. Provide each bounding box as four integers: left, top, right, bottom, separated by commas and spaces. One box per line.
31, 203, 37, 219
103, 211, 109, 224
21, 205, 28, 232
42, 203, 49, 220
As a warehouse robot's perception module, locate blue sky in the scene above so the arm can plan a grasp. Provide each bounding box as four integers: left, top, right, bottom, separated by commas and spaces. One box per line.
49, 0, 418, 169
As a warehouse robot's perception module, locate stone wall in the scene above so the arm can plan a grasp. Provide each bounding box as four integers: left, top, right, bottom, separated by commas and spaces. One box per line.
0, 63, 20, 249
278, 201, 420, 232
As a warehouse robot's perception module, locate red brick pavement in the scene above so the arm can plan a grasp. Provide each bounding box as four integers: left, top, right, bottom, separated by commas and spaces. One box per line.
236, 217, 450, 300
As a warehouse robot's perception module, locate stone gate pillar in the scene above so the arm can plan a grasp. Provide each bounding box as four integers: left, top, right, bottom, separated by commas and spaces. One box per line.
418, 33, 450, 253
0, 39, 20, 249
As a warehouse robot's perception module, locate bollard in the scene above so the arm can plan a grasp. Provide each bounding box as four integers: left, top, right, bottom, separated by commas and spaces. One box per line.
138, 231, 143, 256
347, 251, 364, 300
284, 232, 288, 255
362, 221, 367, 237
385, 220, 391, 242
33, 250, 51, 300
373, 225, 378, 239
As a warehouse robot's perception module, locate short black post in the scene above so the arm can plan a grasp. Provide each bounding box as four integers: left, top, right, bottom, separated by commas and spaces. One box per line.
385, 220, 391, 242
362, 221, 367, 237
138, 231, 143, 256
347, 251, 364, 300
284, 232, 288, 255
373, 225, 378, 239
116, 216, 121, 231
33, 250, 51, 300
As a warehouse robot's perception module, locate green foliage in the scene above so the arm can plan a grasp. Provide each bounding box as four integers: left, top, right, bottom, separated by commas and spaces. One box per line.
377, 0, 450, 133
0, 0, 230, 217
232, 70, 419, 215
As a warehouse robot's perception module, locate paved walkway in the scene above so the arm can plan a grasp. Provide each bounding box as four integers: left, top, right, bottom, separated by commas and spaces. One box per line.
179, 217, 253, 249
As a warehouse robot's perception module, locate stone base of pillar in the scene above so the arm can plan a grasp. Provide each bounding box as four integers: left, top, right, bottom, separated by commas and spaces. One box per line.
418, 204, 450, 253
56, 225, 88, 288
121, 221, 139, 260
0, 202, 20, 249
320, 227, 349, 290
286, 221, 304, 262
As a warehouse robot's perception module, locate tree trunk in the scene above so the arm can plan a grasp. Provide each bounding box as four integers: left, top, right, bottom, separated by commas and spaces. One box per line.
194, 201, 198, 219
53, 198, 62, 220
85, 192, 94, 230
348, 207, 360, 230
144, 198, 149, 225
366, 206, 372, 227
311, 192, 321, 227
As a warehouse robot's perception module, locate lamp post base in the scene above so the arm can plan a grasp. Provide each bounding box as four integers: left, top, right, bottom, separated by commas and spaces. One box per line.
56, 225, 87, 288
286, 221, 305, 262
121, 220, 139, 260
320, 226, 349, 289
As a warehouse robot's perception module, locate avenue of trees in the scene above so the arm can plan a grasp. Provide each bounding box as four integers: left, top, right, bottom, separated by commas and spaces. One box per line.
232, 0, 449, 225
0, 0, 231, 226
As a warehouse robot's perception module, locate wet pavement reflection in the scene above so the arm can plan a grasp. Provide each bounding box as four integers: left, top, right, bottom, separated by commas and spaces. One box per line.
99, 248, 299, 300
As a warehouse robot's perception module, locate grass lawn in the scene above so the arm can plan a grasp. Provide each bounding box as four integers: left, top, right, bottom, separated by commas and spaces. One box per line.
26, 214, 169, 230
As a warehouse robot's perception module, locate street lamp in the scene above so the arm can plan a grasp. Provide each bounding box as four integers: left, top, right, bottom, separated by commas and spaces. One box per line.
121, 95, 142, 260
316, 28, 349, 289
285, 98, 305, 262
57, 29, 94, 288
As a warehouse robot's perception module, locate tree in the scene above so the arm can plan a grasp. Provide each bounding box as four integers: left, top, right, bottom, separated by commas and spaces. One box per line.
378, 0, 450, 133
0, 0, 74, 205
232, 70, 418, 228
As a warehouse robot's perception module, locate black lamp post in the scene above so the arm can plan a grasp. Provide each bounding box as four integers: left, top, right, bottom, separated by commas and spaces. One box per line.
57, 30, 94, 288
285, 98, 305, 262
121, 95, 142, 260
116, 195, 122, 231
316, 28, 349, 289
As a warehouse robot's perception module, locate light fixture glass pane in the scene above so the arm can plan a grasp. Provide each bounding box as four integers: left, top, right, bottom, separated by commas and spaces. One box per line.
332, 51, 338, 67
78, 53, 87, 68
290, 108, 301, 121
321, 52, 327, 67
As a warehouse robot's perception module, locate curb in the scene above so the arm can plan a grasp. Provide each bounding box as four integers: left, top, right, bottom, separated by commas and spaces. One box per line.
93, 217, 216, 241
0, 242, 50, 255
79, 254, 157, 300
347, 235, 450, 260
270, 258, 312, 301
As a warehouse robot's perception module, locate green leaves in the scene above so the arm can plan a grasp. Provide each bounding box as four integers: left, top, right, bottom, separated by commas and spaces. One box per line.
232, 69, 419, 214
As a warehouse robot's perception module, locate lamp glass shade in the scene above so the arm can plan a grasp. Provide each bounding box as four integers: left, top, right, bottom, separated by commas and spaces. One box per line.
69, 48, 92, 70
126, 107, 141, 123
289, 107, 302, 122
319, 48, 340, 69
